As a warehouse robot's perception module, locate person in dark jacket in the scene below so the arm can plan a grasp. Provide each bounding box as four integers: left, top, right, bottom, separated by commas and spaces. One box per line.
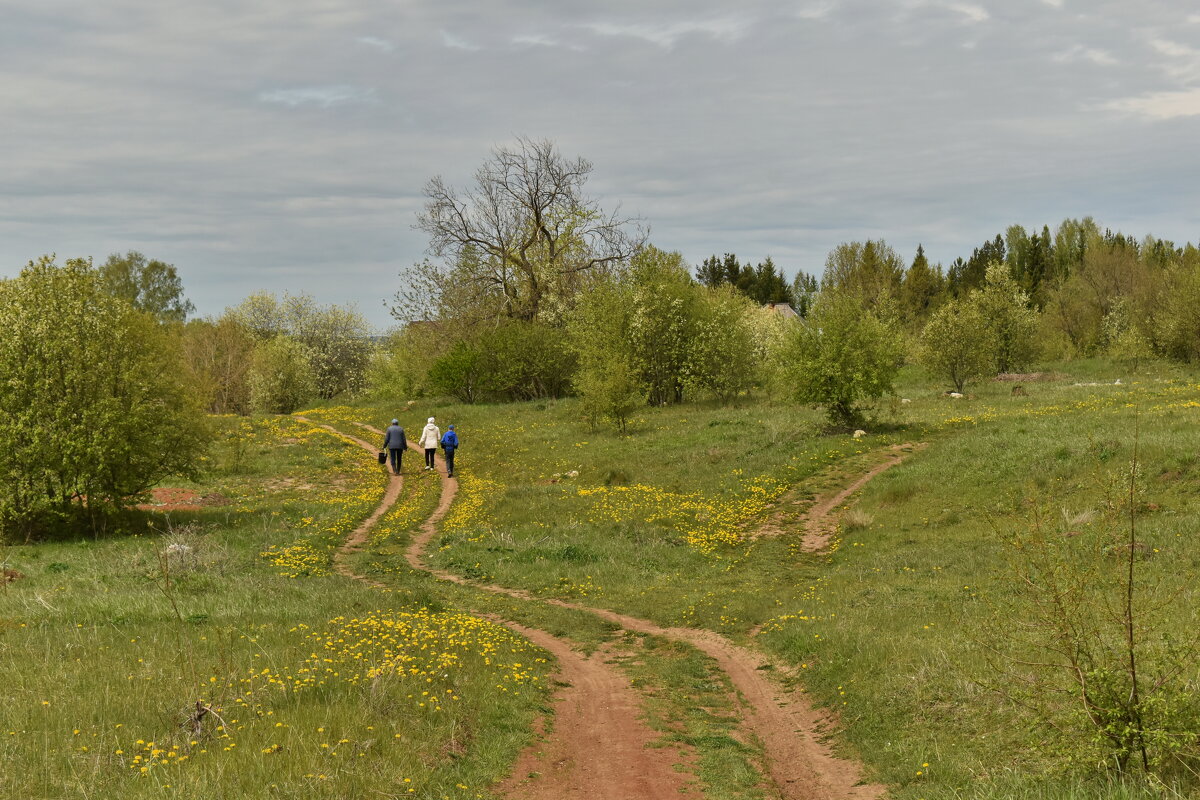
440, 424, 459, 478
382, 418, 407, 475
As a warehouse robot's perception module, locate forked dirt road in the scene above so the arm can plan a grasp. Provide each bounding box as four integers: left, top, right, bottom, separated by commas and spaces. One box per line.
302, 418, 691, 800
311, 416, 894, 800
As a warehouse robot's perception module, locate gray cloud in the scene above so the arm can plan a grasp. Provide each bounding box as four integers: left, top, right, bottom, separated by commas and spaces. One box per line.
439, 30, 481, 51
580, 15, 754, 48
2, 0, 1199, 329
259, 86, 379, 107
356, 36, 396, 52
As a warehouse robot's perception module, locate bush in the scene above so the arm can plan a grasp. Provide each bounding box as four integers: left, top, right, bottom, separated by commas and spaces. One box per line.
687, 287, 760, 402
781, 290, 904, 428
229, 293, 372, 400
569, 276, 648, 431
427, 341, 488, 403
181, 316, 256, 414
369, 322, 450, 400
1158, 264, 1200, 362
425, 321, 575, 404
483, 320, 575, 401
0, 256, 209, 538
976, 262, 1039, 372
576, 356, 645, 433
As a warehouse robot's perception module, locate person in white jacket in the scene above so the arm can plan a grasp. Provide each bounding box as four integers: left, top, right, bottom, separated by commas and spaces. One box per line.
418, 417, 441, 471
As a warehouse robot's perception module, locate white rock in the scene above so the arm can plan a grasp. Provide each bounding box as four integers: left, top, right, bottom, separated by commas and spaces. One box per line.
949, 392, 964, 399
900, 398, 911, 404
853, 429, 867, 439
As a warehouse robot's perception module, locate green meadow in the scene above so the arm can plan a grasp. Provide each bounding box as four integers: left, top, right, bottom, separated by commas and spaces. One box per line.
3, 360, 1199, 798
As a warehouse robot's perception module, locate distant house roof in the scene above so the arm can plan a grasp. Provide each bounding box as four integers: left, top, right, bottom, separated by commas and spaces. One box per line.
762, 302, 799, 318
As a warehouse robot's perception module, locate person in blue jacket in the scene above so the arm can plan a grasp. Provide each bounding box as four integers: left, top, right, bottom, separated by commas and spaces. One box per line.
440, 424, 459, 478
382, 418, 407, 475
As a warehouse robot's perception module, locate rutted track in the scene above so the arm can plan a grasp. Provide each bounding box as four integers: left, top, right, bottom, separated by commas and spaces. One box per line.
348, 420, 886, 800
302, 417, 691, 800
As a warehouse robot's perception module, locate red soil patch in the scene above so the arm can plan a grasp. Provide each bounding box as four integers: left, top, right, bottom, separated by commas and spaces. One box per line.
137, 488, 230, 512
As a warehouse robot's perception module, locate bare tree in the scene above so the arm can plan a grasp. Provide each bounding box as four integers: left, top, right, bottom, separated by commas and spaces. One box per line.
398, 137, 644, 325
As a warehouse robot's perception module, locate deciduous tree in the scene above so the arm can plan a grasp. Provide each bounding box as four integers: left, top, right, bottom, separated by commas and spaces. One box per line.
919, 298, 995, 392
0, 257, 208, 538
782, 289, 904, 428
821, 240, 904, 307
228, 292, 372, 400
976, 263, 1039, 373
181, 316, 256, 414
98, 250, 194, 322
403, 137, 643, 325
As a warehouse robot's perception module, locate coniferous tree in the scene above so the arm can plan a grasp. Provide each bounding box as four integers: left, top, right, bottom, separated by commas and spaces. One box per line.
899, 244, 944, 325
790, 271, 819, 316
695, 253, 794, 305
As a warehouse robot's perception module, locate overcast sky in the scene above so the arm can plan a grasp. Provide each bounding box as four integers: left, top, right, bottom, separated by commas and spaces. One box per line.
3, 0, 1199, 329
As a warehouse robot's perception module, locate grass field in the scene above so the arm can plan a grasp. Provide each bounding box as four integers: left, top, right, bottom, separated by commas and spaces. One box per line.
3, 360, 1199, 798
333, 360, 1200, 798
0, 417, 554, 800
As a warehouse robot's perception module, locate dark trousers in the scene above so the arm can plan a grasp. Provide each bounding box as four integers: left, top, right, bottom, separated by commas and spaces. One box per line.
444, 448, 455, 476
388, 448, 403, 473
424, 448, 436, 469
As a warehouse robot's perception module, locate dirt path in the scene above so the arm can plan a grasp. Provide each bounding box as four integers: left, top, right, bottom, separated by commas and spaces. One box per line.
316, 419, 692, 800
758, 441, 926, 554
344, 421, 886, 800
790, 443, 926, 552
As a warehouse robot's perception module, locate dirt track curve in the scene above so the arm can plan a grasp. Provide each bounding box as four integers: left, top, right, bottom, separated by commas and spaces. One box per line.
300, 418, 690, 800
311, 416, 890, 800
799, 443, 927, 552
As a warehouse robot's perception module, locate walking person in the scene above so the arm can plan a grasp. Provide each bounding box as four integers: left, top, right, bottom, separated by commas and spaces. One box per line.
418, 417, 440, 471
440, 424, 459, 478
382, 418, 407, 475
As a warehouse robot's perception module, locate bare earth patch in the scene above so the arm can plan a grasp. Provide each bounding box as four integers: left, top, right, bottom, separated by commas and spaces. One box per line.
136, 487, 231, 512
993, 372, 1064, 382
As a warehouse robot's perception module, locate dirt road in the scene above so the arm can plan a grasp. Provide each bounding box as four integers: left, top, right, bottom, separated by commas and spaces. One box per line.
303, 418, 692, 800
354, 419, 889, 799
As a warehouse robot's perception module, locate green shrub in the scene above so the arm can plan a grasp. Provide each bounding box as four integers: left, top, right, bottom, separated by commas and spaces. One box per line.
781, 289, 904, 428
0, 256, 209, 538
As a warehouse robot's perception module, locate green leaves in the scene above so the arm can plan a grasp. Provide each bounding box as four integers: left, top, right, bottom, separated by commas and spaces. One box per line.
782, 289, 904, 428
919, 297, 995, 393
0, 256, 209, 537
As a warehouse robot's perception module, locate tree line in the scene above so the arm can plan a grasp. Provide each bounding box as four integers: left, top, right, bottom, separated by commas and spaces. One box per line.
7, 138, 1200, 536
379, 139, 1200, 428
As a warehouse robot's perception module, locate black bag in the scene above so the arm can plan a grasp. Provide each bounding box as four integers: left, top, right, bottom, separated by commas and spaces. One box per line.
378, 452, 387, 465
